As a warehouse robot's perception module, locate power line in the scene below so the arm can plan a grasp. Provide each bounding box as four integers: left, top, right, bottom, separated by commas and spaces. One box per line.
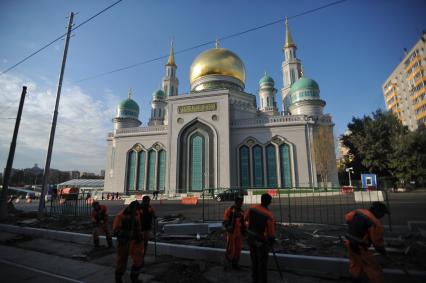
75, 0, 348, 83
0, 0, 124, 76
0, 100, 19, 114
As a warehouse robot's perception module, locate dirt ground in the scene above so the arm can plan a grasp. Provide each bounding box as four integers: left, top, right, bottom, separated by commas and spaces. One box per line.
3, 210, 426, 272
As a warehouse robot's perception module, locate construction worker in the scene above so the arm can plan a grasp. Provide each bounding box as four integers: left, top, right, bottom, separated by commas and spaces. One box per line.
91, 201, 113, 248
113, 201, 144, 283
223, 196, 245, 270
345, 201, 389, 283
139, 195, 156, 257
245, 193, 275, 283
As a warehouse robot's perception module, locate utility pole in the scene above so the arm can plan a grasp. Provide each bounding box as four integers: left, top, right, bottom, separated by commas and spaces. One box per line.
0, 86, 27, 220
39, 12, 74, 214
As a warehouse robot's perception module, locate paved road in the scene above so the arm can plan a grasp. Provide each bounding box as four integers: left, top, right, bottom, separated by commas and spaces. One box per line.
14, 191, 426, 226
0, 231, 354, 283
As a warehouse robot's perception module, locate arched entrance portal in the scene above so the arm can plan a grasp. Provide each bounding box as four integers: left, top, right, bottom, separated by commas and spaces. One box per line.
178, 121, 215, 193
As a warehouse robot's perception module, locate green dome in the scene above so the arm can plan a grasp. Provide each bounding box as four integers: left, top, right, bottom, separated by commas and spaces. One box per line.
289, 77, 320, 105
116, 97, 139, 119
152, 89, 166, 99
259, 74, 274, 85
290, 77, 319, 93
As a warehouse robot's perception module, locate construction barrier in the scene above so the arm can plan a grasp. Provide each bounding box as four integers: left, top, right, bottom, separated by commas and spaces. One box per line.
181, 197, 198, 205
201, 187, 392, 226
50, 192, 91, 217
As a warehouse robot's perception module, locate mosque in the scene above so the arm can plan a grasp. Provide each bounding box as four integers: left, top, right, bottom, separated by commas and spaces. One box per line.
103, 20, 339, 195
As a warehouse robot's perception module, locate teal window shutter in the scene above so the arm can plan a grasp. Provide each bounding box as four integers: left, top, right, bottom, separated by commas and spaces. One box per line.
137, 151, 145, 191
147, 150, 156, 190
266, 144, 277, 187
239, 146, 250, 187
127, 150, 136, 191
252, 145, 264, 187
280, 144, 292, 187
157, 150, 166, 191
190, 135, 204, 191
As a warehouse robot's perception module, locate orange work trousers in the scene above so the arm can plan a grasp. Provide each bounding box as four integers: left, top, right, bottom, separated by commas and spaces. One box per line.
116, 240, 144, 274
225, 232, 243, 263
142, 230, 153, 256
93, 223, 112, 244
347, 245, 384, 283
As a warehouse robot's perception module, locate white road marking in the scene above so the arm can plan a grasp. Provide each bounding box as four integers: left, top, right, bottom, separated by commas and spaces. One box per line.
0, 258, 85, 283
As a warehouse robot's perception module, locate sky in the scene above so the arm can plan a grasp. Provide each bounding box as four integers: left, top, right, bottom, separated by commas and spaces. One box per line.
0, 0, 425, 173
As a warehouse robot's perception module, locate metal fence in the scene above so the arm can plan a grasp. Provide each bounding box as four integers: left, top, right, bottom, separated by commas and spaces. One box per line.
49, 193, 91, 216
200, 187, 392, 227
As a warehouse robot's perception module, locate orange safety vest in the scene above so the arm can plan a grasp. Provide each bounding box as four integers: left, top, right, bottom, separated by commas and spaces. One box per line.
245, 204, 275, 241
92, 205, 108, 223
113, 208, 143, 242
139, 204, 156, 232
345, 209, 384, 248
223, 205, 245, 234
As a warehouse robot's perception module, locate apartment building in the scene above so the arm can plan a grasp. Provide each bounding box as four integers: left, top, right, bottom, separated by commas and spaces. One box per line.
383, 32, 426, 130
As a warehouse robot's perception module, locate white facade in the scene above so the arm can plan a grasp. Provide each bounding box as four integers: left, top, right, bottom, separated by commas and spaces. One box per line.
104, 24, 339, 195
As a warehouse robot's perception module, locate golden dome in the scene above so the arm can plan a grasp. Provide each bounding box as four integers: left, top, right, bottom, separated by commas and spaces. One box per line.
189, 47, 246, 85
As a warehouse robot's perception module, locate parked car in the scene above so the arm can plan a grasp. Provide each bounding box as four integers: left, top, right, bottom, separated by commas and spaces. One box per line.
25, 192, 36, 199
214, 188, 247, 202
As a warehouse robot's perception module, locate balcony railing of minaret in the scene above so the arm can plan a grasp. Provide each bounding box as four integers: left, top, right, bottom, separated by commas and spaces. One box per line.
230, 115, 311, 126
113, 125, 168, 135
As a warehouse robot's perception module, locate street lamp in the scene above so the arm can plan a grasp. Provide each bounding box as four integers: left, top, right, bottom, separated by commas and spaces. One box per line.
345, 167, 354, 187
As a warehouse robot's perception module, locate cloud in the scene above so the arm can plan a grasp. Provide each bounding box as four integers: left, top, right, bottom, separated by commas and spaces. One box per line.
0, 74, 118, 173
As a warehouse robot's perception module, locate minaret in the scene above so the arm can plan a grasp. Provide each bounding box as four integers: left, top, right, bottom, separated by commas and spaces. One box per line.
113, 89, 141, 134
258, 72, 278, 115
281, 18, 303, 113
162, 40, 179, 97
148, 89, 167, 126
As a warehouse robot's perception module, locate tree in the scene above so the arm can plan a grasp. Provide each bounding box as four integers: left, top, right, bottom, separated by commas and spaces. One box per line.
389, 129, 426, 185
341, 109, 426, 188
312, 125, 335, 186
341, 110, 407, 177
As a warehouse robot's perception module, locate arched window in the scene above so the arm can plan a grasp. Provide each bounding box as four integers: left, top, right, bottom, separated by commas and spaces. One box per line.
252, 145, 264, 187
171, 85, 174, 96
159, 108, 162, 117
157, 150, 166, 191
266, 144, 277, 187
111, 147, 115, 170
137, 151, 145, 191
280, 144, 292, 187
147, 150, 156, 191
239, 146, 250, 187
190, 134, 204, 191
284, 70, 288, 86
126, 150, 136, 191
